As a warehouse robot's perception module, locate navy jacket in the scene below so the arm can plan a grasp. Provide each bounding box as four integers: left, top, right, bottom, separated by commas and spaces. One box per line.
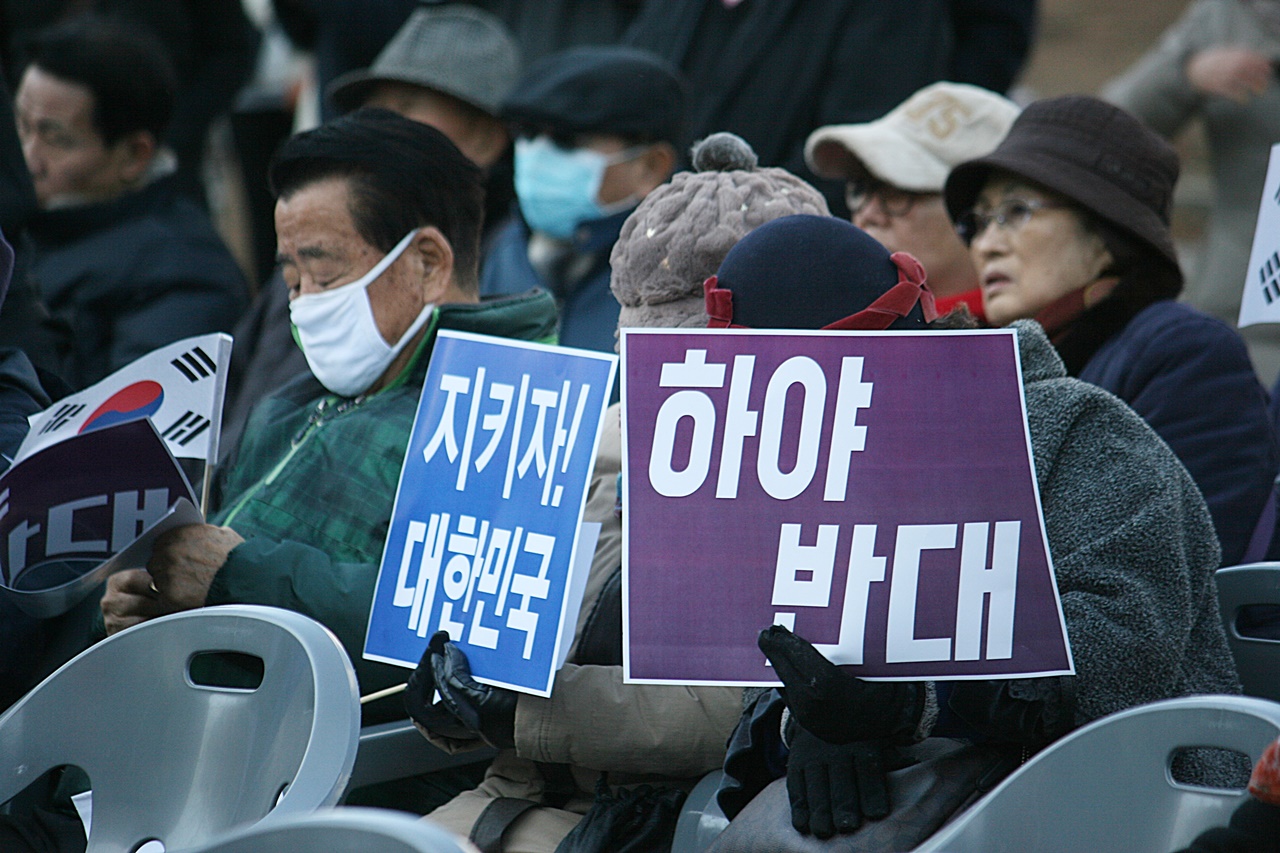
481, 209, 630, 356
29, 175, 248, 390
1078, 300, 1279, 567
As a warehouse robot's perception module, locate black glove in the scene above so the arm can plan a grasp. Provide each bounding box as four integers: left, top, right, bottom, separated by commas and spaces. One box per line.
946, 677, 1076, 749
404, 631, 469, 741
759, 624, 924, 745
403, 630, 517, 748
786, 725, 890, 839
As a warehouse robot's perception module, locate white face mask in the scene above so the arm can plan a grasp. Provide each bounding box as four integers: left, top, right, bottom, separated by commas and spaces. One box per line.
289, 229, 434, 397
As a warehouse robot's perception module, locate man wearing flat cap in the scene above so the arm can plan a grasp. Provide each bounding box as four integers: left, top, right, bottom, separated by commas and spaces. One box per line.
327, 2, 521, 236
482, 45, 683, 355
328, 4, 517, 170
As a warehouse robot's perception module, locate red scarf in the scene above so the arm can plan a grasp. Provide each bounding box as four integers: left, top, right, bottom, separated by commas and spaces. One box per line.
1034, 277, 1121, 342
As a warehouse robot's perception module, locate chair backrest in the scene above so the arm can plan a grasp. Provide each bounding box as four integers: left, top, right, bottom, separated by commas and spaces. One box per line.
175, 807, 467, 853
914, 695, 1280, 853
671, 770, 729, 853
0, 604, 361, 853
1215, 562, 1280, 701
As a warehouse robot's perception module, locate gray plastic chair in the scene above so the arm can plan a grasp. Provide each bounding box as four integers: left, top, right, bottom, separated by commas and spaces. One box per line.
175, 807, 467, 853
0, 604, 361, 853
1215, 562, 1280, 701
914, 695, 1280, 853
670, 770, 729, 853
344, 718, 496, 799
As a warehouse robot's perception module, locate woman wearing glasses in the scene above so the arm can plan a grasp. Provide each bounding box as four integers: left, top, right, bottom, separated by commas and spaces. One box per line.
944, 94, 1279, 568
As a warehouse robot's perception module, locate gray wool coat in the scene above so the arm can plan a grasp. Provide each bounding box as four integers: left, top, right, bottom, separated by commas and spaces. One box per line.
1014, 318, 1241, 724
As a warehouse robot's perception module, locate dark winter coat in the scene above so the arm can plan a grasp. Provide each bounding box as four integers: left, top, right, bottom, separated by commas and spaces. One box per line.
1075, 299, 1279, 567
481, 209, 630, 355
28, 175, 248, 389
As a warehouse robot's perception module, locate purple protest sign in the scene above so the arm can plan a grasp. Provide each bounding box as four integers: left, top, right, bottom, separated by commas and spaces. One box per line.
621, 328, 1071, 685
0, 418, 198, 617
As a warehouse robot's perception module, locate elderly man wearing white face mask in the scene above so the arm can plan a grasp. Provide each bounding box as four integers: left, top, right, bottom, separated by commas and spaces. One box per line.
481, 45, 682, 356
98, 110, 558, 747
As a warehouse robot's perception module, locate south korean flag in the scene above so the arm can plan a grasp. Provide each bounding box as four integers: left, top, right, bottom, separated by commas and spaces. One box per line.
17, 332, 233, 464
1239, 143, 1280, 327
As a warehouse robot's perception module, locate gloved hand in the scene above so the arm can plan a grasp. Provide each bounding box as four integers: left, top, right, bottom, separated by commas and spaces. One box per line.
786, 725, 890, 839
403, 630, 517, 748
404, 632, 470, 741
759, 624, 925, 744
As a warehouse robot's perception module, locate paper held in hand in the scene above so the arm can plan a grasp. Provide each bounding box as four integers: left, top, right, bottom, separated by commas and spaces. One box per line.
364, 331, 617, 697
0, 419, 200, 618
0, 333, 230, 617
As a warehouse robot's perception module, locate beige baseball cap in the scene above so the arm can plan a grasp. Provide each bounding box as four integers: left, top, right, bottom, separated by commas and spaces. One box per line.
805, 82, 1020, 193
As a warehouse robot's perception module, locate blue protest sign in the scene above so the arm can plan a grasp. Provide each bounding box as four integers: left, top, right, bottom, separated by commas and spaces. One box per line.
365, 331, 617, 696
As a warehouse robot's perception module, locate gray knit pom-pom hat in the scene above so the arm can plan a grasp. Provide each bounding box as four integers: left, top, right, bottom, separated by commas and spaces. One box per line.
609, 132, 830, 334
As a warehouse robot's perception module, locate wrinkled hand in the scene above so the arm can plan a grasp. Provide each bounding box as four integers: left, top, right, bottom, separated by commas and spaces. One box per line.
404, 631, 516, 748
759, 624, 924, 744
1186, 46, 1273, 102
150, 523, 243, 608
100, 523, 243, 635
101, 569, 166, 635
786, 726, 890, 839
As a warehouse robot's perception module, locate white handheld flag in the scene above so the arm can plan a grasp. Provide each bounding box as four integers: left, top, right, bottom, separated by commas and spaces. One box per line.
1238, 143, 1280, 327
17, 332, 233, 463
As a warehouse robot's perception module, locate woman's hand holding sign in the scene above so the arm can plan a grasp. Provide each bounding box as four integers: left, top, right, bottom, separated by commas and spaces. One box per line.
405, 630, 517, 749
758, 624, 932, 838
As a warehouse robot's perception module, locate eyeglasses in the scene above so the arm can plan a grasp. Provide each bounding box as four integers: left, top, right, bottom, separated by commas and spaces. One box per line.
955, 198, 1066, 245
845, 178, 931, 218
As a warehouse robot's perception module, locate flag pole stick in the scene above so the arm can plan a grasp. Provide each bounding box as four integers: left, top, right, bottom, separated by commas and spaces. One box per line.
199, 461, 214, 516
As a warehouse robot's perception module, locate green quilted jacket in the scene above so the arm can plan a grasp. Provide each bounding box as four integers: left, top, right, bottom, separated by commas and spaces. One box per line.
208, 290, 557, 722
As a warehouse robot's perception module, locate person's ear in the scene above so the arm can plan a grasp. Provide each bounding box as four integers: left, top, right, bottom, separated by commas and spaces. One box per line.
411, 225, 458, 303
1087, 234, 1115, 282
111, 130, 157, 185
463, 118, 510, 171
633, 141, 677, 196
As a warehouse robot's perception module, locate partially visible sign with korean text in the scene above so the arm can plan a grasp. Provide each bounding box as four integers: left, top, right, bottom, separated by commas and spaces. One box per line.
0, 419, 198, 618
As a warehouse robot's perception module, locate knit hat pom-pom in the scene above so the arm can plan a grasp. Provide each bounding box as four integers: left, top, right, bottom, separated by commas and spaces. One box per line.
691, 132, 758, 173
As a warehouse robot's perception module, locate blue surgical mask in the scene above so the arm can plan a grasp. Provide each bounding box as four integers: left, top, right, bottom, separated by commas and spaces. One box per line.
514, 135, 645, 239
